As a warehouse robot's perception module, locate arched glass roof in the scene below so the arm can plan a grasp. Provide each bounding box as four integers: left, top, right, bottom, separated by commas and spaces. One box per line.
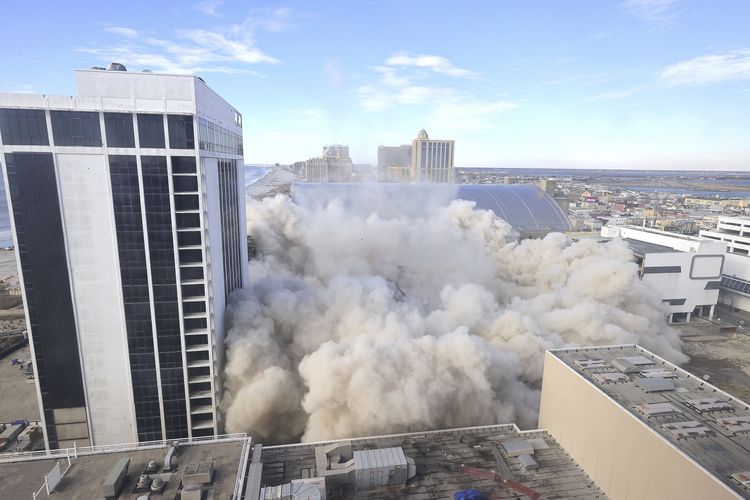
291, 183, 572, 235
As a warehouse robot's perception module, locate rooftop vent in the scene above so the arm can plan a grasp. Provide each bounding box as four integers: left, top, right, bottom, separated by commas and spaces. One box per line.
142, 69, 153, 73
636, 402, 682, 417
91, 66, 106, 70
107, 62, 127, 71
501, 440, 534, 457
635, 377, 674, 392
684, 398, 734, 413
717, 416, 750, 434
662, 421, 714, 439
574, 359, 611, 371
592, 372, 630, 384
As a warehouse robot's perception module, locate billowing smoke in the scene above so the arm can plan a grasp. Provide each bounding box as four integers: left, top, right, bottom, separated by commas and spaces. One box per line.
221, 193, 686, 443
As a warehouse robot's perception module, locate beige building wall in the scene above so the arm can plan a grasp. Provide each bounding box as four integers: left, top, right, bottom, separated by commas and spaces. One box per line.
538, 352, 740, 500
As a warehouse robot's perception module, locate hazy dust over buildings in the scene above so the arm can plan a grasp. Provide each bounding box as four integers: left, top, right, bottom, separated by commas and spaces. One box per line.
220, 191, 686, 444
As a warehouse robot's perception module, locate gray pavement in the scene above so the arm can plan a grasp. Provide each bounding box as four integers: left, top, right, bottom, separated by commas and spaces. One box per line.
0, 344, 39, 422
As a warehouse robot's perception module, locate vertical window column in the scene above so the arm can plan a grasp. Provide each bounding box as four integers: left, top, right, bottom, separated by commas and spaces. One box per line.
109, 155, 162, 442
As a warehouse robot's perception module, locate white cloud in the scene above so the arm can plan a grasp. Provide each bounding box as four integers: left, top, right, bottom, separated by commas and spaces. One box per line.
84, 20, 279, 74
587, 88, 639, 101
357, 54, 518, 130
193, 0, 222, 18
623, 0, 680, 23
103, 26, 139, 37
431, 98, 520, 131
660, 49, 750, 86
385, 53, 476, 77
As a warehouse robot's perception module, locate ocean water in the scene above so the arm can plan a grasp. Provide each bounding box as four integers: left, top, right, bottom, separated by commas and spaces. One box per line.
0, 164, 273, 248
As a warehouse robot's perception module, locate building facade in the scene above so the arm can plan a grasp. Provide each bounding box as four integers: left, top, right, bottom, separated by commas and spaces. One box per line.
303, 144, 352, 183
601, 225, 725, 322
377, 145, 411, 182
700, 216, 750, 312
410, 129, 454, 183
0, 68, 248, 449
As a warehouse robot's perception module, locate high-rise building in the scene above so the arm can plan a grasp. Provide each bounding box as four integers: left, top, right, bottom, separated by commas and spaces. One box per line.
303, 144, 352, 182
410, 129, 454, 183
0, 67, 248, 449
377, 145, 411, 182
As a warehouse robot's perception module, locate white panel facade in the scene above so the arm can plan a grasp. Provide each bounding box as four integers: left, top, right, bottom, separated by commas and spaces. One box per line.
56, 153, 137, 445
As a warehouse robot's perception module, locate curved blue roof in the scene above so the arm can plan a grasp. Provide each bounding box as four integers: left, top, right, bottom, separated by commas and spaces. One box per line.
291, 183, 571, 235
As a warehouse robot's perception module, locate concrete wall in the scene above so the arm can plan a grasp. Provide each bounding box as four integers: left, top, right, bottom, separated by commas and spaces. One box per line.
538, 352, 740, 500
56, 153, 137, 445
641, 251, 722, 316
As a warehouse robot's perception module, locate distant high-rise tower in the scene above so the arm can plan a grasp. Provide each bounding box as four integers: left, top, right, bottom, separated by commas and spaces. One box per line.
410, 129, 455, 183
304, 144, 352, 182
0, 67, 248, 449
377, 145, 412, 182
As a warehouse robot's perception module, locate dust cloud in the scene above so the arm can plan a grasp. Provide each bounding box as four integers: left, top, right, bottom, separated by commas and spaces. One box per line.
221, 193, 685, 443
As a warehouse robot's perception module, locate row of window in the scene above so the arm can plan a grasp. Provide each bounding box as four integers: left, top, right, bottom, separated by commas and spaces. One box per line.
197, 117, 243, 155
0, 108, 197, 150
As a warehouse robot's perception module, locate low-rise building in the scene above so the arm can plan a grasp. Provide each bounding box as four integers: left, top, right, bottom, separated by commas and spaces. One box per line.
601, 225, 726, 322
700, 216, 750, 312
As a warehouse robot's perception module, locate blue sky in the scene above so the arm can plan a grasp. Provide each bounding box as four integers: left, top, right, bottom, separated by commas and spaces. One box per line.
3, 0, 750, 170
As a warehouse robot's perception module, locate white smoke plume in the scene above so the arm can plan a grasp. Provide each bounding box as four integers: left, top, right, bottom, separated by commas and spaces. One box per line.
221, 193, 686, 443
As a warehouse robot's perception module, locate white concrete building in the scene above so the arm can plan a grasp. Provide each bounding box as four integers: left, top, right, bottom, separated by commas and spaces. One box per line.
601, 225, 725, 322
700, 216, 750, 312
0, 67, 248, 449
410, 129, 454, 183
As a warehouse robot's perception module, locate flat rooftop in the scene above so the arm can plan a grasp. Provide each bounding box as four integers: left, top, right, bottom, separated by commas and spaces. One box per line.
0, 436, 249, 499
259, 424, 606, 499
623, 238, 675, 255
551, 345, 750, 498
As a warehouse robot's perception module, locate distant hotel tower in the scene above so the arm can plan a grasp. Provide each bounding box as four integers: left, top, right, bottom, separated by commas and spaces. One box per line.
410, 129, 455, 183
0, 65, 248, 449
304, 144, 353, 182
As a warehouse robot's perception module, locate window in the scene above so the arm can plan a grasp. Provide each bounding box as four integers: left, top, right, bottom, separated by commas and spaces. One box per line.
50, 111, 102, 147
174, 195, 199, 211
168, 115, 195, 150
104, 112, 135, 148
173, 176, 198, 193
137, 114, 165, 148
172, 156, 196, 173
0, 109, 49, 145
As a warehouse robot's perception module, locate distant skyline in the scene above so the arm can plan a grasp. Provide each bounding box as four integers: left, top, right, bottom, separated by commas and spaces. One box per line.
2, 0, 750, 170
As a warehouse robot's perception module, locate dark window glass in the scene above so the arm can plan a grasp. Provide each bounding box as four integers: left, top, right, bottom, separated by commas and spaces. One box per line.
218, 159, 243, 298
176, 213, 201, 229
183, 301, 206, 314
109, 154, 162, 442
184, 317, 207, 331
180, 266, 204, 281
185, 334, 209, 346
173, 176, 198, 193
168, 115, 195, 150
171, 156, 196, 173
182, 284, 205, 297
141, 155, 188, 439
5, 152, 85, 448
137, 114, 165, 148
0, 109, 49, 145
50, 111, 102, 147
104, 112, 135, 148
177, 231, 201, 246
179, 248, 203, 263
174, 195, 199, 211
